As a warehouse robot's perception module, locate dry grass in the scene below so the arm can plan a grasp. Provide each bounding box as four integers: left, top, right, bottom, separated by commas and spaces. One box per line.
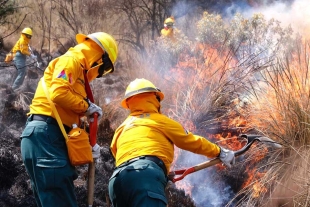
12, 92, 33, 110
234, 40, 310, 206
265, 147, 310, 207
3, 3, 310, 206
246, 45, 310, 144
144, 12, 310, 207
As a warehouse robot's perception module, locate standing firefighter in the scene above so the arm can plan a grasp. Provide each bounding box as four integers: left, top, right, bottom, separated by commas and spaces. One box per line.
20, 32, 118, 207
108, 78, 235, 206
160, 16, 175, 39
11, 27, 36, 90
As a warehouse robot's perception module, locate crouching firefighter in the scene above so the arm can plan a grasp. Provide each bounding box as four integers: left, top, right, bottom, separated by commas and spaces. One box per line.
20, 32, 118, 207
108, 78, 235, 207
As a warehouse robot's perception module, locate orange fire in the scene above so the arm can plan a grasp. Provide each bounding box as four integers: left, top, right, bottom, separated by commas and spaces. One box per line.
252, 180, 267, 198
169, 113, 269, 199
209, 132, 245, 151
242, 169, 267, 198
158, 23, 272, 203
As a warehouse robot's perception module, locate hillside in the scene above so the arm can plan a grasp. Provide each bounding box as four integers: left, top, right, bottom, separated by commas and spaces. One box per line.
1, 0, 310, 206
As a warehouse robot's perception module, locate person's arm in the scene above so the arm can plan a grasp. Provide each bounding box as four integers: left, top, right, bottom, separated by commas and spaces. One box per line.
49, 56, 89, 114
110, 126, 123, 158
162, 117, 220, 158
162, 116, 235, 167
110, 117, 133, 158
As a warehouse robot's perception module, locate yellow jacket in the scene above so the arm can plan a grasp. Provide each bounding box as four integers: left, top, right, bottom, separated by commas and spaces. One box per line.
29, 41, 102, 127
12, 34, 31, 55
161, 28, 174, 38
110, 93, 221, 172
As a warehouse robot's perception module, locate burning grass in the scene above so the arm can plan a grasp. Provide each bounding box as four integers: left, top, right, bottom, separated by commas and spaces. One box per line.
142, 11, 309, 206
238, 40, 310, 206
1, 7, 309, 206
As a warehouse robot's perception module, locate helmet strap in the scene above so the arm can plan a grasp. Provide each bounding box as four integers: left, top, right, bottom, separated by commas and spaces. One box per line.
155, 93, 161, 113
96, 52, 114, 77
155, 94, 161, 102
90, 52, 114, 78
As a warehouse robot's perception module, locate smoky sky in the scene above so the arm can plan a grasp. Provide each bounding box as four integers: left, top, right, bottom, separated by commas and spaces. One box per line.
170, 0, 295, 18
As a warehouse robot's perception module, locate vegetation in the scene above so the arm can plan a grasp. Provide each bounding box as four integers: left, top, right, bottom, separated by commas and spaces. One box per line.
0, 0, 18, 25
1, 0, 310, 206
147, 9, 308, 207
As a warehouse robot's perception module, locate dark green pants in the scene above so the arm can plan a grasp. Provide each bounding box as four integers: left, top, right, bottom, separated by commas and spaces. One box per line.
108, 159, 168, 207
20, 117, 78, 207
12, 51, 27, 90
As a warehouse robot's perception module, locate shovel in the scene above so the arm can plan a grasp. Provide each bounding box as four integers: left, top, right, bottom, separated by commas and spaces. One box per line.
168, 134, 282, 183
87, 112, 98, 207
83, 70, 99, 206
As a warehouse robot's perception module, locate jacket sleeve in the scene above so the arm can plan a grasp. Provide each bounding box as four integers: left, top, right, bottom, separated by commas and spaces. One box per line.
49, 56, 89, 114
110, 128, 120, 158
110, 122, 128, 158
162, 117, 221, 158
110, 115, 135, 158
19, 38, 31, 56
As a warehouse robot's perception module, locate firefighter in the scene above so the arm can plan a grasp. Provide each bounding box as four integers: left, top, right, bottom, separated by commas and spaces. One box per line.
161, 16, 175, 39
11, 27, 36, 90
108, 78, 235, 206
20, 32, 118, 207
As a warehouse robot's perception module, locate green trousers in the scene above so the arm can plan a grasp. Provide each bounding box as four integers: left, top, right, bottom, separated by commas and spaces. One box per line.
20, 116, 78, 207
108, 159, 168, 207
12, 51, 27, 90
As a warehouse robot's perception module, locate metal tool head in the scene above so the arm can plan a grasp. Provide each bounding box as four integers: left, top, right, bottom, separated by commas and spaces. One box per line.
239, 134, 263, 143
235, 134, 282, 156
239, 134, 282, 148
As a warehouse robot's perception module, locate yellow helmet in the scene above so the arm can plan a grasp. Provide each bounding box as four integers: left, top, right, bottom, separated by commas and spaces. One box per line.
121, 78, 164, 109
76, 32, 118, 64
164, 17, 175, 27
22, 28, 32, 36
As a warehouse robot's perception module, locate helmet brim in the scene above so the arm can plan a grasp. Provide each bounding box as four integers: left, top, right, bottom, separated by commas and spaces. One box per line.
76, 33, 88, 44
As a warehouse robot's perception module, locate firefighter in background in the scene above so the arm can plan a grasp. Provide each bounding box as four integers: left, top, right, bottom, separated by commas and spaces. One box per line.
161, 16, 176, 40
108, 78, 235, 206
20, 32, 118, 207
11, 27, 36, 90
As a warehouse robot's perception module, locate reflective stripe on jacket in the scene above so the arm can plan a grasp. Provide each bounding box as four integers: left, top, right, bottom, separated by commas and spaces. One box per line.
110, 93, 221, 172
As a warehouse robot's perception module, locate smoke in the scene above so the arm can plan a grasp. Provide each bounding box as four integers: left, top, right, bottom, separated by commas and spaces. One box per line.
171, 0, 309, 37
164, 0, 310, 206
227, 0, 310, 37
173, 150, 236, 207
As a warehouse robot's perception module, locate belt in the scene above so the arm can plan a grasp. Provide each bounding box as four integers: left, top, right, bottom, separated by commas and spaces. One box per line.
116, 156, 167, 175
30, 114, 71, 133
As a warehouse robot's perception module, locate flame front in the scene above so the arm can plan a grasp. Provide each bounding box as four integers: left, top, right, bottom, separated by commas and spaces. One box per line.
146, 5, 310, 206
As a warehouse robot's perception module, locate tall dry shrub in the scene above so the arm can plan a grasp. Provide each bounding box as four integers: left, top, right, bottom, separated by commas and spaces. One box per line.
145, 12, 299, 206
239, 38, 310, 206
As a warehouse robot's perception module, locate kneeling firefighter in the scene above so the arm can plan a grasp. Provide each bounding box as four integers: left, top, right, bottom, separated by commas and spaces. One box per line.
108, 78, 235, 206
20, 32, 118, 207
